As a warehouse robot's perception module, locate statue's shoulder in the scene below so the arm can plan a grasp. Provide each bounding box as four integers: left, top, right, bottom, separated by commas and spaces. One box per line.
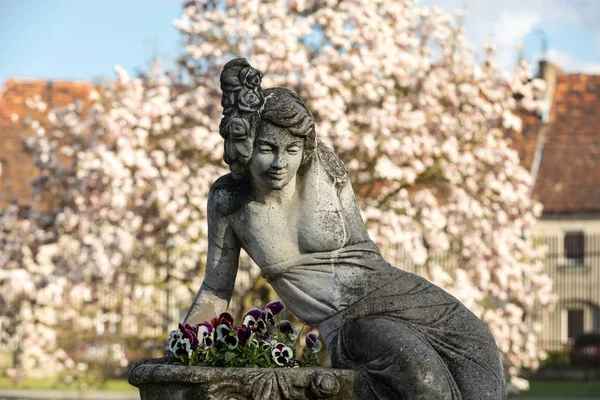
208, 174, 251, 216
313, 139, 349, 187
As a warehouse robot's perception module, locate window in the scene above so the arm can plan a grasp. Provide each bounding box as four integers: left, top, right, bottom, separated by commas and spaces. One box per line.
564, 231, 585, 265
567, 309, 584, 342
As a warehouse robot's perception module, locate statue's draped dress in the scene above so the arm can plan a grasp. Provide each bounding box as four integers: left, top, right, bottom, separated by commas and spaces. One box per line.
261, 241, 506, 399
208, 144, 507, 399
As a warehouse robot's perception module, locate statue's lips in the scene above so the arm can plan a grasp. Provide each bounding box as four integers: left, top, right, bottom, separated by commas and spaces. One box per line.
268, 171, 287, 180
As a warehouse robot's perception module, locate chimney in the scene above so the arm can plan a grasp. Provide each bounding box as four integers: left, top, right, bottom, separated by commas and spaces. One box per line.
538, 60, 563, 122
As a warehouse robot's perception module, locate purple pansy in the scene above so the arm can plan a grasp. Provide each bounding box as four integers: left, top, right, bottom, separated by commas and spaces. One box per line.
216, 323, 239, 349
166, 329, 183, 353
278, 320, 293, 334
271, 342, 294, 366
236, 325, 252, 345
173, 338, 193, 357
211, 312, 234, 329
197, 322, 214, 349
180, 323, 199, 349
305, 332, 322, 353
264, 301, 285, 325
166, 328, 194, 357
260, 340, 272, 350
243, 308, 267, 334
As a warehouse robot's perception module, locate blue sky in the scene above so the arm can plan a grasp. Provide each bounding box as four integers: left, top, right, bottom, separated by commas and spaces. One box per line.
0, 0, 182, 83
1, 0, 600, 85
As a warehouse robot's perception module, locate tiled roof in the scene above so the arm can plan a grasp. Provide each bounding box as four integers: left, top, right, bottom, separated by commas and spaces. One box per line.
0, 78, 93, 126
0, 78, 93, 205
532, 74, 600, 214
505, 111, 543, 172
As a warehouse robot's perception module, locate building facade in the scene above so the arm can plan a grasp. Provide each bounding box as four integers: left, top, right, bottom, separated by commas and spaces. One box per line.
510, 62, 600, 356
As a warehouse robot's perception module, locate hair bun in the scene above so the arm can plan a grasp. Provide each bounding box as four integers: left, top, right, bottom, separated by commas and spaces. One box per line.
219, 58, 265, 179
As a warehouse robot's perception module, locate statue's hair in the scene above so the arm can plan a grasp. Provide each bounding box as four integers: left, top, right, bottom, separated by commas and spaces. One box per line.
220, 86, 317, 178
260, 87, 317, 165
219, 59, 347, 186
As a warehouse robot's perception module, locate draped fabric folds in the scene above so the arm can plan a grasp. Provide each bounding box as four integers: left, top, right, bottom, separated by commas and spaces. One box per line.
261, 241, 506, 399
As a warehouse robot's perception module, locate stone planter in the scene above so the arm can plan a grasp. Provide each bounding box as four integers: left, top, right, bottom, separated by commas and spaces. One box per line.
128, 357, 366, 400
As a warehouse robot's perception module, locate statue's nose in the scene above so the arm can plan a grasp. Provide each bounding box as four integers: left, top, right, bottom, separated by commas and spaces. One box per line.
272, 153, 288, 169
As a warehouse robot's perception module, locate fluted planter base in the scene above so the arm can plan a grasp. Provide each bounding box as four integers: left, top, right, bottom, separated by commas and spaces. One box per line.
128, 358, 366, 400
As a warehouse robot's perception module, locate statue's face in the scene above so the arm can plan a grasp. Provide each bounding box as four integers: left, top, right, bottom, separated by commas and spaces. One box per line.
248, 122, 304, 191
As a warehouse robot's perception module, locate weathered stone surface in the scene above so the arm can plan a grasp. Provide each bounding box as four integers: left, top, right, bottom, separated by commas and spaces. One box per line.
129, 358, 367, 400
174, 58, 507, 399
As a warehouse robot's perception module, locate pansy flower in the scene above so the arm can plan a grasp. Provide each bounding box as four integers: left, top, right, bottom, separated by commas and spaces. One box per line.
236, 325, 252, 345
216, 323, 239, 349
210, 312, 234, 329
243, 308, 267, 334
180, 323, 199, 350
166, 329, 183, 354
174, 338, 193, 357
278, 320, 293, 335
305, 332, 322, 353
166, 328, 194, 357
197, 322, 214, 349
271, 343, 294, 366
264, 301, 285, 326
260, 340, 272, 350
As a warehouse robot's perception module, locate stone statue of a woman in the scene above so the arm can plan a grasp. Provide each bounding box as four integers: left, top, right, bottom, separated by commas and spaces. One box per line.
184, 58, 507, 399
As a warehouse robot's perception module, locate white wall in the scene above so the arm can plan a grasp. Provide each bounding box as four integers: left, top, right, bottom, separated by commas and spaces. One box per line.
530, 215, 600, 237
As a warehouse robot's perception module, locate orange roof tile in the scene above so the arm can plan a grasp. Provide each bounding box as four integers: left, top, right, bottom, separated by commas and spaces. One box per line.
506, 111, 543, 172
532, 74, 600, 214
0, 78, 94, 206
0, 78, 94, 127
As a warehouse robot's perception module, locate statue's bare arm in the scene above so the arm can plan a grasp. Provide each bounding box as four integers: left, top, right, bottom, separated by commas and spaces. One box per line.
183, 184, 241, 325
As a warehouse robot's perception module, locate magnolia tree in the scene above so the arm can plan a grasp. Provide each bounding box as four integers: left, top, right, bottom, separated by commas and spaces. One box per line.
0, 0, 553, 390
175, 0, 552, 389
0, 69, 230, 382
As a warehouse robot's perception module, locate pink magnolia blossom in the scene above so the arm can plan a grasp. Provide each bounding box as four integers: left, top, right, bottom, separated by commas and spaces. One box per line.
0, 0, 553, 388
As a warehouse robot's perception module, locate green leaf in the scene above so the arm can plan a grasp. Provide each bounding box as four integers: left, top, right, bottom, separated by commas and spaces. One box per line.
224, 351, 237, 363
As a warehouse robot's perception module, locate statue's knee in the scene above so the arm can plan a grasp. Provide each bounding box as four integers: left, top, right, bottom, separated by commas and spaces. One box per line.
340, 317, 397, 362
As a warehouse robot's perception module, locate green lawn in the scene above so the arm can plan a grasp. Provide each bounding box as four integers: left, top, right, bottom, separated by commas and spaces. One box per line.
514, 380, 600, 398
0, 377, 137, 392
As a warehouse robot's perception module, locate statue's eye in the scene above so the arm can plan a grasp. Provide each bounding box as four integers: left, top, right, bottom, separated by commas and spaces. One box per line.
258, 146, 273, 153
287, 146, 301, 155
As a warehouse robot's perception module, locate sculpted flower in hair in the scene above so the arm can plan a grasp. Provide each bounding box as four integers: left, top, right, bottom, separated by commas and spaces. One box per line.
221, 92, 237, 115
237, 87, 264, 112
220, 58, 248, 90
225, 138, 253, 165
225, 117, 250, 140
240, 66, 262, 89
